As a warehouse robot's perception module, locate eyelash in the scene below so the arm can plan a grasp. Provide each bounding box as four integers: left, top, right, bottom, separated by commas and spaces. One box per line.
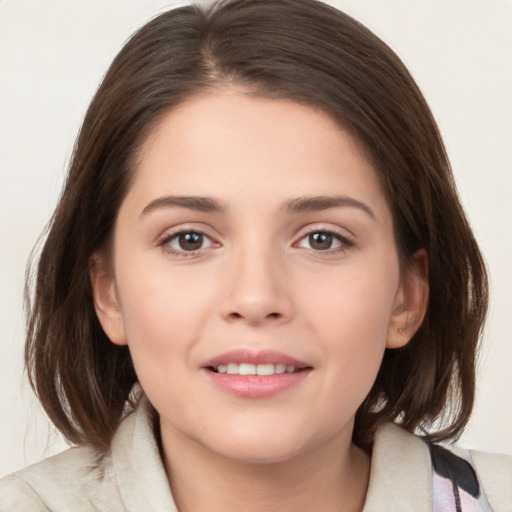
158, 229, 217, 256
293, 228, 353, 254
158, 227, 354, 257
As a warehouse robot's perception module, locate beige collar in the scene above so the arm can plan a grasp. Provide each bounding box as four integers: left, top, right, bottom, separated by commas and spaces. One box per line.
363, 423, 432, 511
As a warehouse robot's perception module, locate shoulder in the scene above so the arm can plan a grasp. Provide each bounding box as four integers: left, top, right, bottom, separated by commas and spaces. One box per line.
470, 448, 512, 510
0, 474, 49, 511
0, 445, 124, 511
0, 398, 175, 512
363, 423, 512, 512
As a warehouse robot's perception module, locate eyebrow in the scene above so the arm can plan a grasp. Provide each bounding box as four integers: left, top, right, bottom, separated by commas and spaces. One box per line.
140, 194, 375, 220
140, 195, 228, 217
283, 195, 376, 220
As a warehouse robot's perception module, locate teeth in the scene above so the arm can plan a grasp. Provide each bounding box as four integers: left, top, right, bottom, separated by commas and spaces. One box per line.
212, 363, 298, 375
239, 363, 256, 375
256, 364, 274, 376
227, 363, 238, 375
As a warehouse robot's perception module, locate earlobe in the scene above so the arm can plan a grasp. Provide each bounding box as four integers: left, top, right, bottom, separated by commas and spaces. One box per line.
386, 249, 429, 349
89, 253, 127, 346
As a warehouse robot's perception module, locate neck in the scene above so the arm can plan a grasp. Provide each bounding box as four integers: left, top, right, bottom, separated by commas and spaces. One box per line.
161, 423, 371, 512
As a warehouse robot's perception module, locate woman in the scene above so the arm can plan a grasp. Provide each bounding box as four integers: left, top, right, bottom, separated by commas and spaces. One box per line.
1, 0, 510, 510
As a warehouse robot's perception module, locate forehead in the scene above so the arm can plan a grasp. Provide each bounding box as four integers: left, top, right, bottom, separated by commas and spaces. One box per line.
124, 89, 391, 223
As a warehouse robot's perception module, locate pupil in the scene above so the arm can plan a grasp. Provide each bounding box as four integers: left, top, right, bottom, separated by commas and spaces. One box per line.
309, 232, 332, 250
179, 232, 203, 251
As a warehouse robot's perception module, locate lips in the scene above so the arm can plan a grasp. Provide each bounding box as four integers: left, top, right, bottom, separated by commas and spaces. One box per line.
202, 348, 310, 369
201, 349, 312, 398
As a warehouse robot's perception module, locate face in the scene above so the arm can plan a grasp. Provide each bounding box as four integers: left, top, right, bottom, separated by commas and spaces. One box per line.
93, 89, 425, 464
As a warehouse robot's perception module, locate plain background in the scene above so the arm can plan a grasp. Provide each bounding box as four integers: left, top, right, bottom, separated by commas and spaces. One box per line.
1, 0, 511, 477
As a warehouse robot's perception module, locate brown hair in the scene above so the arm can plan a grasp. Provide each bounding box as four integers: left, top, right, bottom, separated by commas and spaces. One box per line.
25, 0, 487, 451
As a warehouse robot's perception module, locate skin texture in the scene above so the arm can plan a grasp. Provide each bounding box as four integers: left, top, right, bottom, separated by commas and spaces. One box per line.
92, 89, 428, 511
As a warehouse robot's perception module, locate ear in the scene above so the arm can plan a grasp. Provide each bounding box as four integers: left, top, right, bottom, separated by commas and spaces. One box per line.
386, 249, 429, 349
89, 253, 127, 346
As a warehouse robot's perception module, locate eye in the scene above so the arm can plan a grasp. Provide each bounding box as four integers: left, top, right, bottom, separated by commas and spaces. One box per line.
161, 231, 216, 254
296, 231, 349, 251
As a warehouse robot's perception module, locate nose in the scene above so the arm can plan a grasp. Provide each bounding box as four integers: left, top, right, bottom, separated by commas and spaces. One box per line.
219, 246, 293, 326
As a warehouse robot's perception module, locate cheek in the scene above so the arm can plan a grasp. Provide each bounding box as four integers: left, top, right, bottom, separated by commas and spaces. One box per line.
113, 258, 217, 378
301, 262, 399, 390
304, 263, 398, 340
115, 274, 209, 413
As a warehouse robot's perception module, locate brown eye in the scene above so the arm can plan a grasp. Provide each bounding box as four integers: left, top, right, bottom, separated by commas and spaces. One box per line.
308, 232, 333, 250
178, 232, 203, 251
296, 231, 346, 252
164, 231, 214, 253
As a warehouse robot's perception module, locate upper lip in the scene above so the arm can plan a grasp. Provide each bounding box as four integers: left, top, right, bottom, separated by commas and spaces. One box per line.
202, 349, 311, 369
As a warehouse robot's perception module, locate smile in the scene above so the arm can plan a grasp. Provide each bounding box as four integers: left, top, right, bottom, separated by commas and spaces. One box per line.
209, 363, 300, 375
202, 349, 312, 398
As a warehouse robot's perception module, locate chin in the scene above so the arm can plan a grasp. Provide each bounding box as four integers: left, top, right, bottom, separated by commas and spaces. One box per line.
198, 424, 321, 466
213, 440, 305, 465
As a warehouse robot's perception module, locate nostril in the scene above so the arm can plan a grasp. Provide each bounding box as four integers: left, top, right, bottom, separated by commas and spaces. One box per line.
226, 311, 281, 321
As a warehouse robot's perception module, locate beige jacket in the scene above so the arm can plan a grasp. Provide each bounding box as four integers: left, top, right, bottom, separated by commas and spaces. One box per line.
1, 399, 511, 511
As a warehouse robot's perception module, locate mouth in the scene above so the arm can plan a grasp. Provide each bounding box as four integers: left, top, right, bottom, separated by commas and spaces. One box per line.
207, 363, 305, 376
201, 349, 312, 398
202, 348, 311, 375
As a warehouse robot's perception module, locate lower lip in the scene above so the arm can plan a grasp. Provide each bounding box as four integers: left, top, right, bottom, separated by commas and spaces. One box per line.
202, 369, 311, 398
